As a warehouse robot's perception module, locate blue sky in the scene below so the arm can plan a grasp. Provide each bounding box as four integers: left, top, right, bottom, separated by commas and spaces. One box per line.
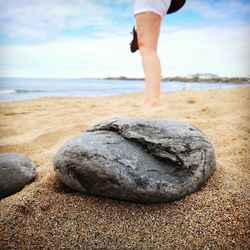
0, 0, 249, 78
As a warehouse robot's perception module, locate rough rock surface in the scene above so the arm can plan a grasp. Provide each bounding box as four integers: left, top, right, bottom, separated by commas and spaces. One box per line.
0, 153, 37, 199
53, 118, 216, 203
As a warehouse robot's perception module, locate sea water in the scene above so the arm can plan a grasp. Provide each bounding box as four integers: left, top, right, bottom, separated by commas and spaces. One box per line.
0, 77, 248, 102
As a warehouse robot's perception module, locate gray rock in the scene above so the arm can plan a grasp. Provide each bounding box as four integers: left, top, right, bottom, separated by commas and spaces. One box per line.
0, 153, 37, 199
53, 118, 216, 203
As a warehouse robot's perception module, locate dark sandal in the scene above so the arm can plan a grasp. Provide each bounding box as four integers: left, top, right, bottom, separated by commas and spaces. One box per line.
130, 26, 139, 53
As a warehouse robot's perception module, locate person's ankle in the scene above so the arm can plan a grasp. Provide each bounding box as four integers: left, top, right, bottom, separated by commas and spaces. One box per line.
139, 99, 160, 110
143, 98, 160, 106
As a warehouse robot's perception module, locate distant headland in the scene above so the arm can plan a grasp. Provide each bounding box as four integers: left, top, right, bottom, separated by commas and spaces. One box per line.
104, 73, 250, 83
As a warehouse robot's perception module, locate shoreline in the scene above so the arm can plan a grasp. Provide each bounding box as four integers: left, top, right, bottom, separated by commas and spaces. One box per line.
103, 76, 250, 84
1, 87, 249, 249
0, 83, 249, 103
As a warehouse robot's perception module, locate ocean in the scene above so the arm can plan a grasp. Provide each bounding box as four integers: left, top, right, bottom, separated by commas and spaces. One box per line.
0, 77, 248, 102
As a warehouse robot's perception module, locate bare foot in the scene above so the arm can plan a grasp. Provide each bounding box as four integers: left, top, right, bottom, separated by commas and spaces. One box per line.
139, 100, 160, 111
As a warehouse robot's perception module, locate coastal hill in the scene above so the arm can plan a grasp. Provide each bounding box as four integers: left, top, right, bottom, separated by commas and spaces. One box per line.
104, 73, 250, 83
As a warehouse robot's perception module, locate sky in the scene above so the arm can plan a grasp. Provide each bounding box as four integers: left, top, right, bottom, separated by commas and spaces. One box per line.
0, 0, 249, 78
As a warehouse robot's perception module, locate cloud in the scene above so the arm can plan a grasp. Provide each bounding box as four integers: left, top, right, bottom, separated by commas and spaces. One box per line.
1, 24, 249, 78
0, 34, 141, 78
159, 25, 250, 77
0, 1, 249, 77
0, 0, 133, 41
187, 0, 250, 19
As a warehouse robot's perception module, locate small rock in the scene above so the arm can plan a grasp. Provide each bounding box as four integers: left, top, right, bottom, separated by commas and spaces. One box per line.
53, 118, 216, 203
0, 153, 37, 199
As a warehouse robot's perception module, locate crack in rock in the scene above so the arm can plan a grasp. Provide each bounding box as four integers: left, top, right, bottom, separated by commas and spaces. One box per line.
53, 118, 216, 203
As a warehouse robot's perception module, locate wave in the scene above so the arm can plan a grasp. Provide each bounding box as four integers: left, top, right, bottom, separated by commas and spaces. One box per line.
15, 89, 49, 93
0, 89, 52, 95
0, 89, 16, 95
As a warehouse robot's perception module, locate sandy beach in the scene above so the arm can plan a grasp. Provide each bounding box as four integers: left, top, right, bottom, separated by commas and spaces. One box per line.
0, 87, 249, 249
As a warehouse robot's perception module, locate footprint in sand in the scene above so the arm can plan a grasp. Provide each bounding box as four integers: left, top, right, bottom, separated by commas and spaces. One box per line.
4, 112, 28, 116
201, 107, 208, 112
186, 99, 196, 104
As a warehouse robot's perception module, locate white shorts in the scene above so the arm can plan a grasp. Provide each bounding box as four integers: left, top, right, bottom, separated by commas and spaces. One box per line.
134, 0, 172, 19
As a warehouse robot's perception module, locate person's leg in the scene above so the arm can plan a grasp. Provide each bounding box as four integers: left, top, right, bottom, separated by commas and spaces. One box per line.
135, 12, 162, 108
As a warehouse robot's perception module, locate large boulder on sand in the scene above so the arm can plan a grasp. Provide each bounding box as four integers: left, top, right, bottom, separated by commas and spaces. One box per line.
0, 153, 37, 199
53, 118, 216, 203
